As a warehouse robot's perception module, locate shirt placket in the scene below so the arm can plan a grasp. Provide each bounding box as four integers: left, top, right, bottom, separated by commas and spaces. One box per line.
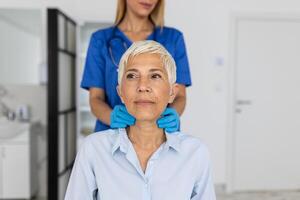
142, 158, 154, 200
143, 144, 165, 200
125, 142, 166, 200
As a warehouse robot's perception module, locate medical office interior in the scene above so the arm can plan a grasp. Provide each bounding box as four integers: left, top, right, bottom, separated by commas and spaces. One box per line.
0, 0, 300, 199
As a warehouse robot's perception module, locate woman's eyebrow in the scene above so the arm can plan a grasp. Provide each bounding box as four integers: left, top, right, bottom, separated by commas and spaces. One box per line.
125, 68, 139, 73
125, 68, 165, 73
149, 68, 164, 73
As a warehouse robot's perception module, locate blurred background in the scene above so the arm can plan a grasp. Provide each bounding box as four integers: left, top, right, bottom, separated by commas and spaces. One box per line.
0, 0, 300, 200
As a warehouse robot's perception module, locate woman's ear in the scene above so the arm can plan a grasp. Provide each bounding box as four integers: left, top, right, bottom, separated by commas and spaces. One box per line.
168, 83, 179, 104
117, 85, 125, 103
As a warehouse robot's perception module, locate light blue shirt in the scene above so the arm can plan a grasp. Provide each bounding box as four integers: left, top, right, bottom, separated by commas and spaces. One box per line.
65, 128, 216, 200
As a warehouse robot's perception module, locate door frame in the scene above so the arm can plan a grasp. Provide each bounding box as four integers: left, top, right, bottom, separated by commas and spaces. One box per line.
226, 12, 300, 193
47, 8, 77, 200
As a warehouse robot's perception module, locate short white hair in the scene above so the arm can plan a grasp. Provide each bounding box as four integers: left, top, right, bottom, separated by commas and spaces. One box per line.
118, 40, 177, 85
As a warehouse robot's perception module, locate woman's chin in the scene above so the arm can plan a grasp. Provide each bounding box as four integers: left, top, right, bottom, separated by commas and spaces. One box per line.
133, 114, 159, 124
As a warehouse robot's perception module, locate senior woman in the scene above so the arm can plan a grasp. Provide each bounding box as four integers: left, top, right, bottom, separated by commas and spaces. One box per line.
65, 41, 216, 200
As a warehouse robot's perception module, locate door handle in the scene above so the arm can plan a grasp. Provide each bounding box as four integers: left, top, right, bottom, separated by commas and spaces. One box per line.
236, 100, 252, 105
1, 147, 5, 158
235, 108, 242, 113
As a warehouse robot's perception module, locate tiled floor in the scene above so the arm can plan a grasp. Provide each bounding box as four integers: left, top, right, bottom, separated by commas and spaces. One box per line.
35, 187, 300, 200
216, 186, 300, 200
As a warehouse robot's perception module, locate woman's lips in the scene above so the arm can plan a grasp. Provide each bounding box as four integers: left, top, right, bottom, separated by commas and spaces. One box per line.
134, 100, 155, 106
139, 2, 153, 9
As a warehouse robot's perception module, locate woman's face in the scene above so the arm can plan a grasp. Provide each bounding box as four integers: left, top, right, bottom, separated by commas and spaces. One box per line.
118, 53, 177, 122
126, 0, 159, 18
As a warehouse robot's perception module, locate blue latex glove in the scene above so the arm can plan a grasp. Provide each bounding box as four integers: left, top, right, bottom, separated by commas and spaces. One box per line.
157, 107, 180, 133
110, 105, 135, 128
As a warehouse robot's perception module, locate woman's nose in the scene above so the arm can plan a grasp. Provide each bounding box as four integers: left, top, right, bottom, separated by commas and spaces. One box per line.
137, 78, 152, 93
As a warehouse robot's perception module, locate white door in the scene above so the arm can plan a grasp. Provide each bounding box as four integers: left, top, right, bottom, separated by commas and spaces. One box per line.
0, 146, 3, 197
230, 15, 300, 191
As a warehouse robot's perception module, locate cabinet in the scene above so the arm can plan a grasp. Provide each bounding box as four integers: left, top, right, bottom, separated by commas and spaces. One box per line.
0, 128, 37, 199
1, 144, 29, 198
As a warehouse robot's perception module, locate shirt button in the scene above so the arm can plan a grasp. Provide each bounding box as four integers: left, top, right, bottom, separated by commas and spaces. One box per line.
145, 179, 149, 184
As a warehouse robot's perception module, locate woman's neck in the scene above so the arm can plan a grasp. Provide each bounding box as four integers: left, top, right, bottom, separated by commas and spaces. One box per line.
119, 12, 153, 33
127, 121, 166, 150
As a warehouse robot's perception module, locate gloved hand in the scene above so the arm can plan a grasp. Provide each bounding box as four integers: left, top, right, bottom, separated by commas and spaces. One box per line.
157, 107, 180, 133
110, 105, 135, 128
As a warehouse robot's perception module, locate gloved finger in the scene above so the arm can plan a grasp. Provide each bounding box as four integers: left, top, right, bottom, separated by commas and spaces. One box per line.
165, 127, 178, 133
118, 105, 128, 112
119, 105, 133, 115
115, 111, 135, 124
157, 115, 176, 124
161, 108, 175, 116
118, 106, 135, 121
158, 121, 177, 129
111, 122, 127, 128
111, 114, 131, 127
114, 118, 135, 127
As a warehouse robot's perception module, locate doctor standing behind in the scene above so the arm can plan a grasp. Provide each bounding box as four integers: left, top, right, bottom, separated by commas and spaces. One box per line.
81, 0, 192, 132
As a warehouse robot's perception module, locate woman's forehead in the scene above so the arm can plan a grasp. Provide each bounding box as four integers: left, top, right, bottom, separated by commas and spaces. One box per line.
125, 53, 165, 70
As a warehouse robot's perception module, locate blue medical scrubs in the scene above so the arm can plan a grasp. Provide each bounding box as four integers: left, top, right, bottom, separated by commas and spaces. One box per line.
81, 26, 192, 132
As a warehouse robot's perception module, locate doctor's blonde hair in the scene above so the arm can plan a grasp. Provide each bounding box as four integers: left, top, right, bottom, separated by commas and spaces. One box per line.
115, 0, 165, 28
118, 40, 176, 85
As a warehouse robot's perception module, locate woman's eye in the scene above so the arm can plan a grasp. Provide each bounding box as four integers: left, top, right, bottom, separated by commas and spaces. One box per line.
126, 73, 138, 79
151, 73, 162, 79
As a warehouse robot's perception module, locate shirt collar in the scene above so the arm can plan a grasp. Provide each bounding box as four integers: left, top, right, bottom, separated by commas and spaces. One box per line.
111, 128, 129, 155
111, 128, 182, 156
165, 131, 181, 152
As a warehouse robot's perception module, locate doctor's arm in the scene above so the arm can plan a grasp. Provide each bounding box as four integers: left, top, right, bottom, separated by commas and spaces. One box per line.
169, 32, 191, 117
82, 35, 132, 128
89, 87, 112, 126
169, 84, 186, 116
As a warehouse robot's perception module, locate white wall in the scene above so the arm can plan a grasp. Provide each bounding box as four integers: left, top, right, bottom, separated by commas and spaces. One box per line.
2, 0, 300, 185
0, 17, 41, 84
164, 0, 300, 184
